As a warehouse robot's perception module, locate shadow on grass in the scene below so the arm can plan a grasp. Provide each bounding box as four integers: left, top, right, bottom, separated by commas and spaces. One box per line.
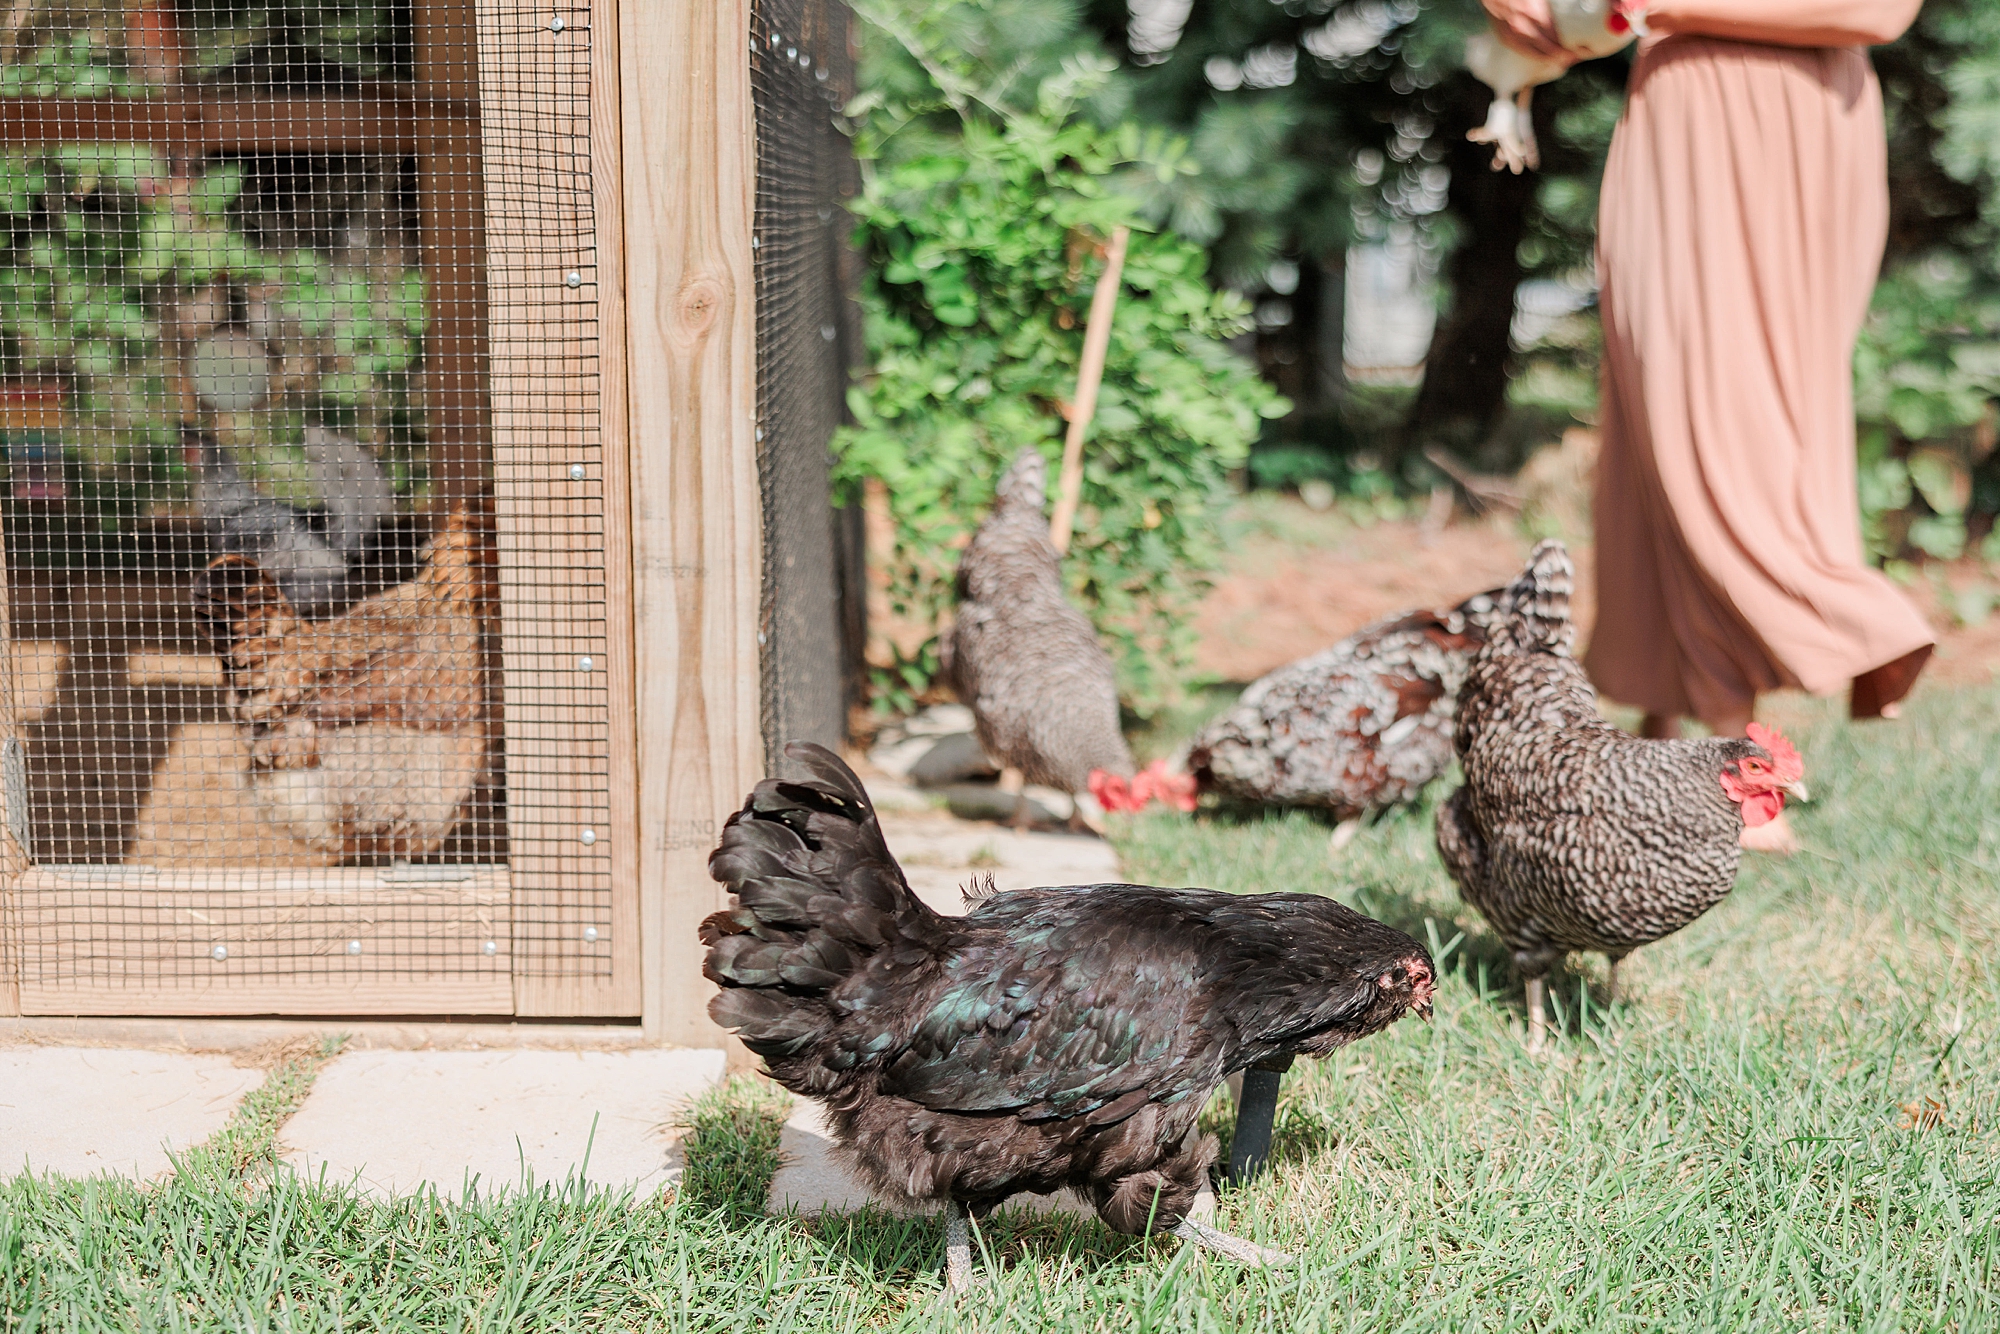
805, 1202, 1159, 1286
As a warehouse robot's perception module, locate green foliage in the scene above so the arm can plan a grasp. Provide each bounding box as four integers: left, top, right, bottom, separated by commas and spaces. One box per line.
836, 18, 1286, 713
0, 146, 426, 537
1849, 0, 2000, 563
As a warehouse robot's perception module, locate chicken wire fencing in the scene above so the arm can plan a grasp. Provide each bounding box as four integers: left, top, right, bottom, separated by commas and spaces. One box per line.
0, 1, 621, 1012
752, 0, 863, 759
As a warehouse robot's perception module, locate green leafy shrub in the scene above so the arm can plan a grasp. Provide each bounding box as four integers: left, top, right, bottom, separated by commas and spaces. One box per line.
835, 59, 1286, 714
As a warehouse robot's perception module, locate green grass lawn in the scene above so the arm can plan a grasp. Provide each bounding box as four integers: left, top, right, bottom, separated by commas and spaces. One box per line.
6, 688, 1999, 1330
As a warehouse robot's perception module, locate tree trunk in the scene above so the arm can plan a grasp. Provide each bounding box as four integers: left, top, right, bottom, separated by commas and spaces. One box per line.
1402, 74, 1541, 461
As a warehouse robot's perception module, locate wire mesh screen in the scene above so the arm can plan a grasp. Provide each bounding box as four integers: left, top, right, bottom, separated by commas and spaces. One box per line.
0, 1, 618, 1012
752, 0, 859, 759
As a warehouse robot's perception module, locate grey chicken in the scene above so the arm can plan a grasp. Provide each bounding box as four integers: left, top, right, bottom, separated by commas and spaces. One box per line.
1435, 541, 1806, 1049
192, 501, 496, 863
704, 743, 1435, 1288
184, 425, 395, 617
1189, 589, 1505, 849
940, 448, 1133, 825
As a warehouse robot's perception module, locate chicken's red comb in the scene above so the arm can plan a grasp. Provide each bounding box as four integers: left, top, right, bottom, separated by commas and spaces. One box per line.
1134, 760, 1197, 814
1088, 768, 1146, 814
1746, 722, 1803, 785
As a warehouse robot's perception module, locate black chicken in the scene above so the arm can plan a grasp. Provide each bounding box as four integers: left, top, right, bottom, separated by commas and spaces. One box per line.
184, 426, 395, 617
703, 743, 1437, 1287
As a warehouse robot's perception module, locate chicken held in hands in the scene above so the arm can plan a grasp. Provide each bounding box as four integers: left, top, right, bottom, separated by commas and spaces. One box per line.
704, 743, 1435, 1289
1435, 541, 1806, 1050
1465, 0, 1646, 172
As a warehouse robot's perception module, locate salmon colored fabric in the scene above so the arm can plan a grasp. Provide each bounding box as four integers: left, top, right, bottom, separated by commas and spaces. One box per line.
1584, 2, 1934, 723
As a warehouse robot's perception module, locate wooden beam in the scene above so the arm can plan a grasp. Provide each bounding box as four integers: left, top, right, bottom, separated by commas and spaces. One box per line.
0, 94, 473, 151
12, 868, 512, 1017
623, 0, 761, 1045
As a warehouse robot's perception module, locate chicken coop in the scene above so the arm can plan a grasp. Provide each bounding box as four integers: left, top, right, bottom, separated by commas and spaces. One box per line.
0, 0, 859, 1043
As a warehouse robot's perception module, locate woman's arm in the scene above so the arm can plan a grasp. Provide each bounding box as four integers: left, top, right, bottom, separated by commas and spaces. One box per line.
1643, 0, 1921, 47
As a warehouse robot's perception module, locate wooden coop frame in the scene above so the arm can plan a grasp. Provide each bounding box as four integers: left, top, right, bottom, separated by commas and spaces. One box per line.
0, 0, 839, 1047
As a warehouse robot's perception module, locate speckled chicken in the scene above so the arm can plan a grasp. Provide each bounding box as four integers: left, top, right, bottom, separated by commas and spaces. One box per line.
1189, 588, 1505, 848
704, 743, 1435, 1289
1435, 541, 1806, 1049
193, 500, 497, 863
940, 448, 1134, 824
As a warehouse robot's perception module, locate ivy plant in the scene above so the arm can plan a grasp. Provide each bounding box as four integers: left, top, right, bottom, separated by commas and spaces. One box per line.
835, 54, 1287, 714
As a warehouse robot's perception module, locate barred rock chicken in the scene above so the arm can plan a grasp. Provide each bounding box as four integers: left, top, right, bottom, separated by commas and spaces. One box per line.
1189, 589, 1505, 850
1464, 0, 1646, 173
193, 500, 496, 863
1435, 541, 1806, 1050
704, 743, 1435, 1289
941, 448, 1135, 827
184, 425, 395, 618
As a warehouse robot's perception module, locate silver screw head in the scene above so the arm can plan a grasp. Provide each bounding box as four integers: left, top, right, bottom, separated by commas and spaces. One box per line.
210, 944, 228, 961
482, 940, 499, 957
569, 463, 586, 481
564, 270, 582, 288
347, 940, 363, 955
578, 656, 593, 672
580, 828, 597, 846
584, 927, 600, 944
549, 14, 565, 31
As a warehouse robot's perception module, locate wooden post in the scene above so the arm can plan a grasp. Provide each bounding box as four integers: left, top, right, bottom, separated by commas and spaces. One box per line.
414, 0, 491, 503
1048, 225, 1129, 555
476, 0, 639, 1016
623, 0, 762, 1045
0, 558, 22, 1016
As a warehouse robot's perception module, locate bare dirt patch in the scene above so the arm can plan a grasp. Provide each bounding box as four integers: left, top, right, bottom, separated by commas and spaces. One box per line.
1194, 494, 1997, 699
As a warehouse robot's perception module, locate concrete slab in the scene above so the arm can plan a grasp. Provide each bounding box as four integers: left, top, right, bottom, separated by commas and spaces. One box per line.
769, 1098, 1091, 1220
280, 1048, 725, 1198
0, 1047, 264, 1180
877, 810, 1122, 918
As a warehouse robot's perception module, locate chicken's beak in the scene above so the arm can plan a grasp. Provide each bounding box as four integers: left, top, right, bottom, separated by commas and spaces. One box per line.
1415, 1000, 1434, 1024
1785, 781, 1810, 803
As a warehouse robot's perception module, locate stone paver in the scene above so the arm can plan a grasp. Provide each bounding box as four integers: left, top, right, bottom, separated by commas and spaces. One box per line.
875, 805, 1121, 918
0, 1047, 264, 1179
281, 1048, 724, 1198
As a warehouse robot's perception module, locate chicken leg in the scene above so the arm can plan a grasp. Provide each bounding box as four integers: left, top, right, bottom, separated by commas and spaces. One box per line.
944, 1201, 974, 1292
1171, 1215, 1295, 1269
1525, 976, 1548, 1053
998, 767, 1030, 830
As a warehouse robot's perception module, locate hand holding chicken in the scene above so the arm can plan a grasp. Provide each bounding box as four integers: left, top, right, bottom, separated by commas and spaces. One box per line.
1466, 0, 1647, 172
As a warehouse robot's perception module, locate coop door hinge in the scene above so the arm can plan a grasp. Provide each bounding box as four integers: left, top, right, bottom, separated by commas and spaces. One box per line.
3, 737, 27, 859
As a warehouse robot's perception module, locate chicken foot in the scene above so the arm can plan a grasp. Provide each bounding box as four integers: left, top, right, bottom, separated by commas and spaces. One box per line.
944, 1201, 974, 1292
1171, 1215, 1295, 1269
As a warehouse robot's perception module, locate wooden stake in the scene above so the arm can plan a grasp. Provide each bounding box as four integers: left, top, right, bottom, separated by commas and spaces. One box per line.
1048, 225, 1129, 555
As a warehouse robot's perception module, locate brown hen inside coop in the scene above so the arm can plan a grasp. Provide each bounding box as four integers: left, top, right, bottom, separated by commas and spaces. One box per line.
0, 0, 624, 1019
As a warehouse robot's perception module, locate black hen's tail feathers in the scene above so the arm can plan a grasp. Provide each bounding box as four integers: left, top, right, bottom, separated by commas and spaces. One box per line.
1491, 539, 1574, 657
705, 743, 945, 1067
